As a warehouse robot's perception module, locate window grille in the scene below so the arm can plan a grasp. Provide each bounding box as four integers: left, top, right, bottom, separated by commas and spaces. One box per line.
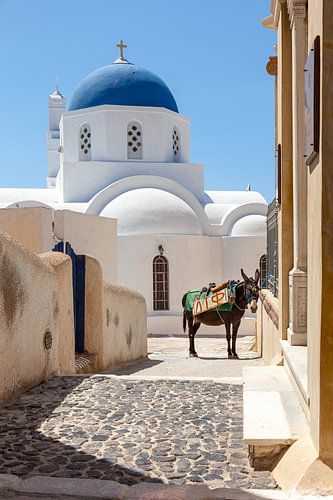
267, 198, 279, 297
259, 254, 267, 288
128, 121, 142, 159
153, 255, 169, 311
172, 126, 180, 161
79, 124, 91, 161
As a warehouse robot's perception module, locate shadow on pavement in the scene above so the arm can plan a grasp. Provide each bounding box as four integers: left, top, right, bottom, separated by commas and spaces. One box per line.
0, 377, 161, 486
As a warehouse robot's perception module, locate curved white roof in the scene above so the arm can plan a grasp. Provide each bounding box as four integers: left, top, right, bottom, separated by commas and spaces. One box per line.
204, 203, 237, 224
206, 190, 267, 205
100, 188, 202, 236
231, 214, 266, 237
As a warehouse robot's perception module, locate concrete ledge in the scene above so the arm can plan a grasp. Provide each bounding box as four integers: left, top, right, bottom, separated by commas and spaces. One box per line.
0, 473, 325, 499
280, 340, 309, 419
243, 366, 308, 470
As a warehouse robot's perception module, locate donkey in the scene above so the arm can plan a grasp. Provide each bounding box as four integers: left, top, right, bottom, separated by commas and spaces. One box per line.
182, 269, 260, 358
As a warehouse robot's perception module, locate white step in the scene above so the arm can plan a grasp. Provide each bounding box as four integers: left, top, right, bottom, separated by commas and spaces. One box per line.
243, 366, 308, 446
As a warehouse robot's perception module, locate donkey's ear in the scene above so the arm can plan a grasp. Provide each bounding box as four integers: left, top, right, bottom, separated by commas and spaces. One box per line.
255, 268, 260, 284
241, 268, 249, 282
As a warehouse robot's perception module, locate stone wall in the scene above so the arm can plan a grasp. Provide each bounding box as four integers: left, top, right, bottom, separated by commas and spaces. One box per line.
82, 256, 147, 371
257, 290, 282, 365
0, 232, 74, 403
103, 283, 147, 368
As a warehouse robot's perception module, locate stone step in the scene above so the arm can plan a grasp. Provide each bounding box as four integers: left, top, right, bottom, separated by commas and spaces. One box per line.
75, 353, 97, 374
0, 473, 325, 499
243, 366, 309, 471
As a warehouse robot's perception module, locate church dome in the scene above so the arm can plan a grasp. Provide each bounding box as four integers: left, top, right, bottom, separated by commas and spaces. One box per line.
69, 63, 179, 113
231, 215, 266, 236
100, 188, 202, 236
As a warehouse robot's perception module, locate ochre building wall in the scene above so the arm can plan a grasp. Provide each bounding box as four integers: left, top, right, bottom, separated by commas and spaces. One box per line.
0, 232, 74, 403
0, 207, 53, 254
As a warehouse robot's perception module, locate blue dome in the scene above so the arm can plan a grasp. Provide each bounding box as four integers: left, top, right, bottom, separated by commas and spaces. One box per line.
69, 63, 179, 113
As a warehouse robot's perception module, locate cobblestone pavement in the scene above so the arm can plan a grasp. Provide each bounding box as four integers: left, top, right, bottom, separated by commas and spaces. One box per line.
0, 375, 276, 489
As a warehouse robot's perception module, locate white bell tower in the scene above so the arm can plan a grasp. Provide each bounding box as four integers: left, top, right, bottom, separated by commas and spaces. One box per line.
46, 78, 66, 188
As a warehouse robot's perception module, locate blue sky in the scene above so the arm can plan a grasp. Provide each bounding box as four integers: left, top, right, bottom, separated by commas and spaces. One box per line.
0, 0, 276, 201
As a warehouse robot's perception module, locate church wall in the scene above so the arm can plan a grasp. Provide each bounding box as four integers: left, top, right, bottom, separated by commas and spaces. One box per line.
60, 162, 205, 204
62, 106, 189, 164
0, 207, 53, 254
117, 234, 263, 336
58, 162, 206, 205
220, 235, 266, 284
54, 210, 117, 284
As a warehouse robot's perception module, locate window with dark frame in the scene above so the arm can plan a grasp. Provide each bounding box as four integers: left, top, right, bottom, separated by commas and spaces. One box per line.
79, 123, 91, 161
172, 126, 180, 161
153, 255, 169, 311
128, 121, 142, 159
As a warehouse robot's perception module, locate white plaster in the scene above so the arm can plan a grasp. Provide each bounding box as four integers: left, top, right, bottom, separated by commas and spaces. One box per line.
61, 105, 190, 164
231, 214, 267, 236
100, 188, 202, 236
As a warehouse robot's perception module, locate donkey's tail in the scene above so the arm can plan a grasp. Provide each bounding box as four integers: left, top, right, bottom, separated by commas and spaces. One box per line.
183, 309, 187, 333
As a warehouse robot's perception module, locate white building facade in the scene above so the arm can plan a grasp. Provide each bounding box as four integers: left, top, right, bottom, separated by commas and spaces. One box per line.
0, 46, 267, 335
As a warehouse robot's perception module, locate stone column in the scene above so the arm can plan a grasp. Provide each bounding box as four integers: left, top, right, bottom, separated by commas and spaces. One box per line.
277, 1, 293, 342
287, 0, 308, 346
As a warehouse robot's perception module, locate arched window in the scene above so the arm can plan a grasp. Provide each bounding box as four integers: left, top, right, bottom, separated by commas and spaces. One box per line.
127, 121, 142, 159
79, 124, 91, 161
259, 254, 267, 288
153, 255, 169, 311
172, 126, 180, 162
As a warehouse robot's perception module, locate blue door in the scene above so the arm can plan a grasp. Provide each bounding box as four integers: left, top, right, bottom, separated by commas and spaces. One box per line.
53, 242, 85, 353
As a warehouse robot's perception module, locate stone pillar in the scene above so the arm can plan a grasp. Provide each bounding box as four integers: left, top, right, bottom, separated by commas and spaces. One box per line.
277, 1, 294, 342
287, 0, 308, 346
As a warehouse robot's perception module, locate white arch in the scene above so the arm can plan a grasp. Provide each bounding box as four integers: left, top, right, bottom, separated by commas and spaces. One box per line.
85, 175, 211, 234
220, 203, 267, 236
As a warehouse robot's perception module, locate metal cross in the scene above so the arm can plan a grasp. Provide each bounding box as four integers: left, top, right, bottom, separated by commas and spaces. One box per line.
116, 40, 127, 59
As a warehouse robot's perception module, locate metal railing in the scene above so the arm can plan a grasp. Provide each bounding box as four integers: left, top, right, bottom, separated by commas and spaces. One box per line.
267, 197, 279, 297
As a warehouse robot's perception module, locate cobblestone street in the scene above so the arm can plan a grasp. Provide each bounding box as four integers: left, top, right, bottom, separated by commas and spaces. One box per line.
0, 338, 276, 491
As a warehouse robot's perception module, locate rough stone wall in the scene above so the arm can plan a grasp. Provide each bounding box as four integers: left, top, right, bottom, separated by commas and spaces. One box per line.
0, 232, 57, 402
39, 252, 75, 375
0, 232, 75, 403
103, 283, 147, 368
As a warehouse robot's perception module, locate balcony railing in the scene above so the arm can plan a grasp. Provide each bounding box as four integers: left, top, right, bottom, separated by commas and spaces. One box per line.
267, 197, 279, 297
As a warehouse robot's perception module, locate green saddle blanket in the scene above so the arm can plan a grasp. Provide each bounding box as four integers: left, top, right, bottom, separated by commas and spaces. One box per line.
185, 282, 238, 314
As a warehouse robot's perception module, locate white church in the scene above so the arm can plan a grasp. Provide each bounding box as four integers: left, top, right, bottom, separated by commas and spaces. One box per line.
0, 42, 267, 335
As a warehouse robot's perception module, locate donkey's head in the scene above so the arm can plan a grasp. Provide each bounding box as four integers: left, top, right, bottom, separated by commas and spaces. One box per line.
241, 268, 260, 313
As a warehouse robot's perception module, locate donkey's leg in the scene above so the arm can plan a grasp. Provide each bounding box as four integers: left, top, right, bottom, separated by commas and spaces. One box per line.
191, 321, 201, 358
188, 314, 197, 357
225, 320, 232, 358
231, 320, 241, 358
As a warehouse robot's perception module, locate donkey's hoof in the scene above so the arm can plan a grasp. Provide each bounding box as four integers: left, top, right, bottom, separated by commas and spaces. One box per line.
232, 353, 239, 359
228, 353, 233, 359
189, 352, 198, 358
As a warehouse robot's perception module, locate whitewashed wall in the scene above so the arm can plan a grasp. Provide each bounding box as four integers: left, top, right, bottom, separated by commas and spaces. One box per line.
61, 105, 190, 164
54, 210, 117, 284
117, 233, 265, 336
